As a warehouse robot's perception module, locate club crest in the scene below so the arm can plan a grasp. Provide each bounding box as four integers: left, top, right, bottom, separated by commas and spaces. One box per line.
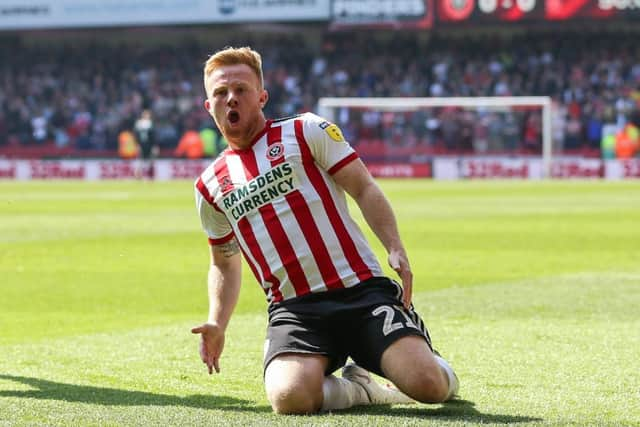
266, 142, 285, 161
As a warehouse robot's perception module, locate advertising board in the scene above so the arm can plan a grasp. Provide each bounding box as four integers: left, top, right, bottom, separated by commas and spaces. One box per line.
1, 158, 638, 180
545, 0, 640, 20
330, 0, 433, 28
434, 0, 638, 22
0, 0, 329, 30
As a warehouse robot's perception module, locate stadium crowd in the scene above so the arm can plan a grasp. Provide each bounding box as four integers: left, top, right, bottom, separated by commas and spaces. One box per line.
1, 30, 639, 158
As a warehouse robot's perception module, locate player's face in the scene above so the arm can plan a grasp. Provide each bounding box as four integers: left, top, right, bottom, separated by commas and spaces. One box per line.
205, 64, 268, 149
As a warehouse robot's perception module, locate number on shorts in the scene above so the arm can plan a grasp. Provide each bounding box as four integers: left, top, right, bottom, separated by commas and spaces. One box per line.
395, 305, 419, 330
372, 305, 403, 336
372, 305, 419, 336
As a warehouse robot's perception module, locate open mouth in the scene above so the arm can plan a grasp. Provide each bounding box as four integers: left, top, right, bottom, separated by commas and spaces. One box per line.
228, 111, 240, 124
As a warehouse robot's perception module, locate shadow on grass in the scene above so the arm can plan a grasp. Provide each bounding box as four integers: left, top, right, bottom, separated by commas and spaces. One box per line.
336, 399, 542, 424
1, 375, 541, 423
0, 374, 271, 412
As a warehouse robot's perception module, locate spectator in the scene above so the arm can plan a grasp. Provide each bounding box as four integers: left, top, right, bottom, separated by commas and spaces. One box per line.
118, 128, 138, 160
1, 30, 640, 158
174, 128, 204, 159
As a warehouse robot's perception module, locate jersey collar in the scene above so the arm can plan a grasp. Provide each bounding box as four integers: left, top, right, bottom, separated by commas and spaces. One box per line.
227, 119, 273, 154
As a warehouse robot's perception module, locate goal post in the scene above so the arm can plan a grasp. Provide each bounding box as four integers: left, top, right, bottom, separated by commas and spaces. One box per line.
317, 96, 554, 178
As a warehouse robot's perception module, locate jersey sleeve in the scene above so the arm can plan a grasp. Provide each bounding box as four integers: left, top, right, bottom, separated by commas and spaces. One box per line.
301, 112, 359, 175
194, 178, 234, 245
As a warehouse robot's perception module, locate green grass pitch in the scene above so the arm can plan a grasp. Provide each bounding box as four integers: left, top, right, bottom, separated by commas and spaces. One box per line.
1, 179, 639, 426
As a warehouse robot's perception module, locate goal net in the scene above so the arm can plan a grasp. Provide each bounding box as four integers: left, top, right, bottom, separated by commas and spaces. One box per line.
317, 97, 554, 179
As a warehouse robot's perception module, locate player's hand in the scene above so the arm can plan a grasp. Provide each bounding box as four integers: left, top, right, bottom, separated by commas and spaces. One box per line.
388, 249, 413, 308
191, 322, 225, 374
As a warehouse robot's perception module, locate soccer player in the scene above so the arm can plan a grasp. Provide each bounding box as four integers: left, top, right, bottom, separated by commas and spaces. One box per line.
191, 46, 459, 415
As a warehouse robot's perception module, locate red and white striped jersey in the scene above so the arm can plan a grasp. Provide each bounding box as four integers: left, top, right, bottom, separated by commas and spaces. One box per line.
195, 112, 383, 304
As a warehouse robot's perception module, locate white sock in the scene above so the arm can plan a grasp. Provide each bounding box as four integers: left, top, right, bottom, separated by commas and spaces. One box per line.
435, 356, 459, 401
321, 374, 369, 412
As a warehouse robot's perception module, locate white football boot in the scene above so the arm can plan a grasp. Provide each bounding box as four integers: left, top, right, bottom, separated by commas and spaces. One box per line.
341, 364, 415, 405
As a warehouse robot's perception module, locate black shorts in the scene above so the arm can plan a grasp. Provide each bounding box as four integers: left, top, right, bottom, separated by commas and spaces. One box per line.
263, 277, 433, 378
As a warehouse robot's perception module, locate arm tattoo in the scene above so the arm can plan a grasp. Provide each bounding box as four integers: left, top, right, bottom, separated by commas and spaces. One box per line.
218, 238, 240, 258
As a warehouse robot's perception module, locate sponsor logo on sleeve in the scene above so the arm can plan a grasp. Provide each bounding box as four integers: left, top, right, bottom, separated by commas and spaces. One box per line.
319, 121, 345, 142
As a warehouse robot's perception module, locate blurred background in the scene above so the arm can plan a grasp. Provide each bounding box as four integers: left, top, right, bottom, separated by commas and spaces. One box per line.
1, 0, 639, 179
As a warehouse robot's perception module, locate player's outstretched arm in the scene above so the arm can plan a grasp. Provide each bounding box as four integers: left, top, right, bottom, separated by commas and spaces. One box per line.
191, 239, 242, 374
332, 159, 413, 308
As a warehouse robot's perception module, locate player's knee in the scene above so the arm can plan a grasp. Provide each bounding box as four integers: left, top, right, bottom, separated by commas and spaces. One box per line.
266, 382, 322, 415
407, 369, 449, 403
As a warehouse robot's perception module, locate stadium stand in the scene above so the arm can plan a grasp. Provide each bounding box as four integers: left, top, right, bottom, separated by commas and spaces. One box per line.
1, 28, 639, 159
